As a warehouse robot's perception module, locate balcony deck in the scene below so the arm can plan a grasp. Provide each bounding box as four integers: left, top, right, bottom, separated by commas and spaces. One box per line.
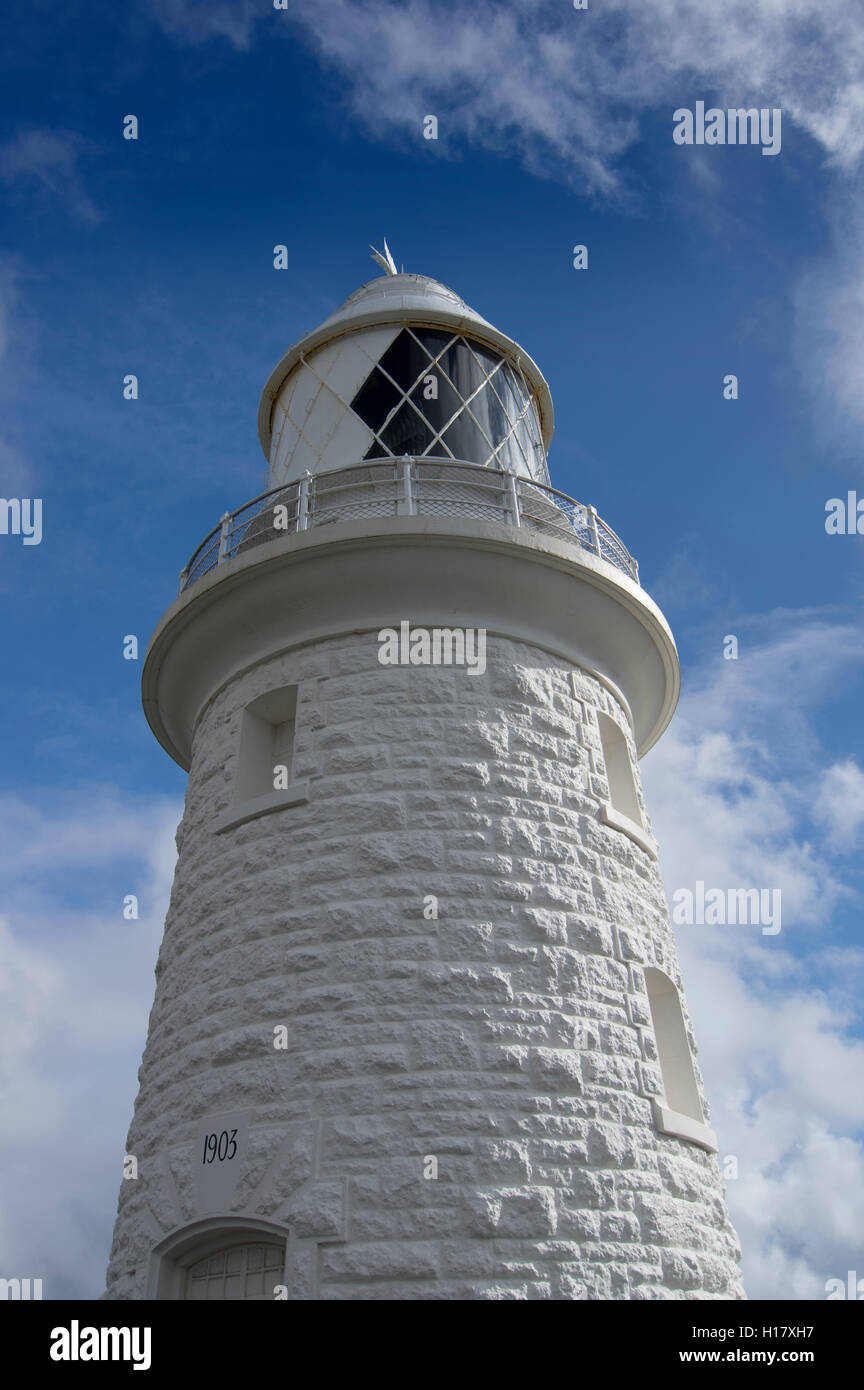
179, 458, 639, 594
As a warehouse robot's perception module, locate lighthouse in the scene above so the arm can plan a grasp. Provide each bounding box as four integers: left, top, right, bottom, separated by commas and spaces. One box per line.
105, 254, 745, 1301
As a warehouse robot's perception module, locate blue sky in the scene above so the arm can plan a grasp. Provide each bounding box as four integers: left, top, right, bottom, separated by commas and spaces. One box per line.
2, 0, 863, 1300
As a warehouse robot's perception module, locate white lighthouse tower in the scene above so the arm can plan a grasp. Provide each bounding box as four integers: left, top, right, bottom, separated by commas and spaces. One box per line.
106, 254, 745, 1301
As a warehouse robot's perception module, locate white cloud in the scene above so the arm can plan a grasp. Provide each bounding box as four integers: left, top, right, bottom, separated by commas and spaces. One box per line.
0, 791, 175, 878
642, 609, 864, 1299
793, 187, 864, 438
0, 128, 99, 224
0, 794, 180, 1298
813, 758, 864, 850
0, 918, 64, 1145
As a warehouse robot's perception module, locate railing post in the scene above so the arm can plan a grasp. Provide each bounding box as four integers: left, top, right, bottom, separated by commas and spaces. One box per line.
397, 456, 416, 515
297, 472, 311, 531
178, 567, 189, 596
502, 469, 521, 527
217, 512, 231, 565
586, 504, 601, 557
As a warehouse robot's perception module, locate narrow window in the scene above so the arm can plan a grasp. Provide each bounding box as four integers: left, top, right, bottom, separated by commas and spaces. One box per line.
644, 968, 704, 1123
236, 686, 297, 802
597, 711, 642, 825
184, 1240, 285, 1301
148, 1222, 289, 1299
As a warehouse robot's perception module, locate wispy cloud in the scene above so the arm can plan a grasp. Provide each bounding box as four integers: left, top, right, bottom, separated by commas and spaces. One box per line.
793, 186, 864, 441
151, 0, 864, 182
148, 0, 263, 50
0, 128, 99, 224
277, 0, 864, 190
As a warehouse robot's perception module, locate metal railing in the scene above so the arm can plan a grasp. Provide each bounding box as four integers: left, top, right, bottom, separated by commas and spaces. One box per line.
179, 457, 639, 594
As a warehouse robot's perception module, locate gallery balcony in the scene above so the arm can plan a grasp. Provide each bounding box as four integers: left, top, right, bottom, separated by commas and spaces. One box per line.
179, 457, 639, 594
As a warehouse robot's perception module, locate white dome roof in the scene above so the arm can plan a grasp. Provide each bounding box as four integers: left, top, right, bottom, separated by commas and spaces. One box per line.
317, 273, 492, 335
258, 270, 554, 459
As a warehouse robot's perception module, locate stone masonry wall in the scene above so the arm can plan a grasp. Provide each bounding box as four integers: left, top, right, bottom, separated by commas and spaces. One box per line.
105, 631, 745, 1300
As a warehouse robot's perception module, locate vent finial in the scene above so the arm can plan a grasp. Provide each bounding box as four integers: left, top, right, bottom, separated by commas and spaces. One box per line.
370, 238, 399, 276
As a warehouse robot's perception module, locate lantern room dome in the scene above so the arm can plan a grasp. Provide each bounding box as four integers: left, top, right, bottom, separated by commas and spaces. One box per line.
318, 272, 480, 332
257, 271, 555, 486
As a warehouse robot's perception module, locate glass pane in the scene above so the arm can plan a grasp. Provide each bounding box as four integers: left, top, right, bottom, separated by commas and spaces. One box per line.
363, 439, 391, 459
493, 433, 520, 473
407, 370, 462, 437
350, 367, 402, 429
437, 338, 490, 404
183, 1242, 285, 1301
467, 384, 507, 449
466, 340, 503, 377
378, 329, 432, 392
411, 326, 456, 359
489, 364, 525, 430
511, 416, 535, 469
523, 398, 545, 454
441, 410, 492, 464
350, 335, 546, 475
379, 400, 435, 456
427, 433, 455, 458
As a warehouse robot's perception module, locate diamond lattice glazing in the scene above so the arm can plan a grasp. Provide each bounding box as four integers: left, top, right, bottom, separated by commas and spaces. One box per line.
350, 328, 547, 480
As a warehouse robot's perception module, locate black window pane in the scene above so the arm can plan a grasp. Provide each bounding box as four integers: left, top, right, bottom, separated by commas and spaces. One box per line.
407, 369, 462, 434
412, 327, 456, 358
431, 434, 455, 458
441, 412, 491, 464
351, 367, 402, 429
379, 401, 435, 456
437, 338, 491, 403
378, 329, 432, 392
467, 340, 503, 376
